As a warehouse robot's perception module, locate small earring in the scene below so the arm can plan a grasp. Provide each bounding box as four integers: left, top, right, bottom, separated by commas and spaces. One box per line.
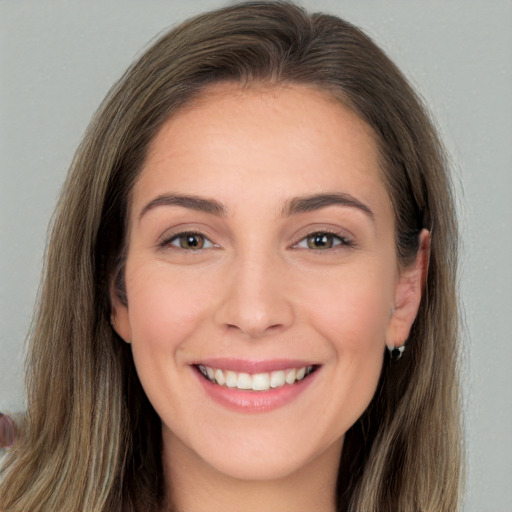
387, 344, 405, 361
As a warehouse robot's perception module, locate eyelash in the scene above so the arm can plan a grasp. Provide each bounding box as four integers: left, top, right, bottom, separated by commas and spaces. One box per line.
159, 231, 216, 251
294, 231, 355, 251
159, 230, 354, 252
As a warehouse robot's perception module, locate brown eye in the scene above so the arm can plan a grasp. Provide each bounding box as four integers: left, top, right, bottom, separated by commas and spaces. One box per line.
295, 231, 353, 251
306, 233, 335, 249
180, 233, 204, 249
167, 232, 213, 250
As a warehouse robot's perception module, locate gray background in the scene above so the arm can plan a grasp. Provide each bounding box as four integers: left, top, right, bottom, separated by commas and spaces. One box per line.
1, 1, 511, 510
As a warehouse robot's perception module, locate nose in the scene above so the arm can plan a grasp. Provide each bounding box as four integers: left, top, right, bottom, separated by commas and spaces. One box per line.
214, 252, 295, 338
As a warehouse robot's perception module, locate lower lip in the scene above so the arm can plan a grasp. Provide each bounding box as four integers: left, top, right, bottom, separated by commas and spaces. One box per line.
194, 367, 319, 413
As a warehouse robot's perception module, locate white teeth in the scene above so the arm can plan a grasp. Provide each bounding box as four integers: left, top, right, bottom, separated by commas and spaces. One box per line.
270, 370, 285, 388
237, 373, 252, 390
214, 368, 226, 386
225, 371, 238, 388
285, 369, 296, 385
198, 364, 314, 391
252, 373, 270, 391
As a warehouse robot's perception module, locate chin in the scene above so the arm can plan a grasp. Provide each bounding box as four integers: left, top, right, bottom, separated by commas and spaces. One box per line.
200, 446, 318, 482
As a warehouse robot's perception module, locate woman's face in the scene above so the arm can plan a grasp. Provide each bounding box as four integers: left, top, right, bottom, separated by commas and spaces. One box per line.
112, 84, 424, 482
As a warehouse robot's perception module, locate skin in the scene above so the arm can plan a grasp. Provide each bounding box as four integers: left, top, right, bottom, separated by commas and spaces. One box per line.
0, 413, 16, 449
111, 83, 429, 512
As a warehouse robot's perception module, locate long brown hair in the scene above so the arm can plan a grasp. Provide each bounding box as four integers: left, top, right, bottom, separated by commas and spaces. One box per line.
0, 2, 462, 510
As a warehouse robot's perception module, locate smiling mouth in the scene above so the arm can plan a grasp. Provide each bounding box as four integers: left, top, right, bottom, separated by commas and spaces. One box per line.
196, 364, 318, 391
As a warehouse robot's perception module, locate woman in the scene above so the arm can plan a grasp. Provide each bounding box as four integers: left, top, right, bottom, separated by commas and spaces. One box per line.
0, 2, 462, 511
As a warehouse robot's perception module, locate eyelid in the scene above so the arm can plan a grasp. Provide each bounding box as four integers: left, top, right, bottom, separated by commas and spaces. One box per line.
292, 229, 356, 250
158, 230, 217, 250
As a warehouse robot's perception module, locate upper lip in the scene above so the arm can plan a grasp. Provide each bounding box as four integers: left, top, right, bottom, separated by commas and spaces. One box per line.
192, 358, 319, 373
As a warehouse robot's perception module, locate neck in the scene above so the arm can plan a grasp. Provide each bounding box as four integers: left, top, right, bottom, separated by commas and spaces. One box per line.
161, 430, 342, 512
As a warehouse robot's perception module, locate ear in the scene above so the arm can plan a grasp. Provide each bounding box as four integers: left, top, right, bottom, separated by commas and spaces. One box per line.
386, 229, 430, 348
110, 281, 132, 344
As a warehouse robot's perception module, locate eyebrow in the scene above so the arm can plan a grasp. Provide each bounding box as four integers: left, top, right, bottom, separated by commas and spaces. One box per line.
138, 191, 374, 222
283, 193, 374, 220
139, 194, 227, 220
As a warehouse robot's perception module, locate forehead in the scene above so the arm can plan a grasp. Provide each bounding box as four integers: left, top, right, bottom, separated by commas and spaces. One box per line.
134, 83, 388, 217
146, 82, 379, 162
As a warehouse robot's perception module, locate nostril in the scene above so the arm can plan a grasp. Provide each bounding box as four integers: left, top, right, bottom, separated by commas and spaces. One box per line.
225, 321, 285, 338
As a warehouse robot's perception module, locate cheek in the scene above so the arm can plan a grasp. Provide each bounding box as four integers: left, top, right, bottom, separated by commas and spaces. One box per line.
303, 267, 394, 353
125, 263, 214, 363
286, 267, 393, 443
